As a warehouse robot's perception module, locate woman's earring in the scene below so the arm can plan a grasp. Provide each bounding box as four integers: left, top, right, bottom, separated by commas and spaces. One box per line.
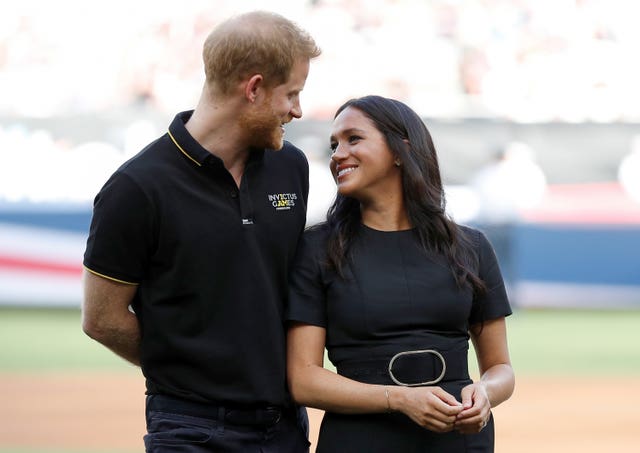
394, 159, 401, 167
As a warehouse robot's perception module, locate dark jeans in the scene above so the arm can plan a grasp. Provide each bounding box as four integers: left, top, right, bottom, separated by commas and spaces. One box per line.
144, 395, 310, 453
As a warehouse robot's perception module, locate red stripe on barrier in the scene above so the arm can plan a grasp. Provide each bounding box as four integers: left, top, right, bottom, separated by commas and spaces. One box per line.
0, 255, 82, 276
522, 182, 640, 224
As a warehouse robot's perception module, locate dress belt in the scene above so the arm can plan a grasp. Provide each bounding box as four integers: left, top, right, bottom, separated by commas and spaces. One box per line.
336, 347, 469, 386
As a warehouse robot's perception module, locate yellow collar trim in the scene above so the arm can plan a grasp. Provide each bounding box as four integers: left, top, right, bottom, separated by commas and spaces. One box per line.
168, 130, 202, 167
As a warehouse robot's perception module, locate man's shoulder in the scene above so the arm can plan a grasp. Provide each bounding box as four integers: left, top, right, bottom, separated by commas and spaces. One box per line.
117, 135, 169, 176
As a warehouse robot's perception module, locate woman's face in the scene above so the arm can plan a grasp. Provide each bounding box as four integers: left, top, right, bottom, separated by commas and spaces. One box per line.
329, 106, 402, 202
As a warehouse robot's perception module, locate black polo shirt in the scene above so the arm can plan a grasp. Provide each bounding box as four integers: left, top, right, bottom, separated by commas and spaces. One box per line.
84, 110, 309, 406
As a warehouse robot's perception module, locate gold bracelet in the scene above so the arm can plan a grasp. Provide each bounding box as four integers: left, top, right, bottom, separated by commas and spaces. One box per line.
384, 387, 391, 412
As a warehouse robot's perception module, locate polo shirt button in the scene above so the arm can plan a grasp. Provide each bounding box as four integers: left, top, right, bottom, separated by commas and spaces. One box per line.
230, 191, 238, 198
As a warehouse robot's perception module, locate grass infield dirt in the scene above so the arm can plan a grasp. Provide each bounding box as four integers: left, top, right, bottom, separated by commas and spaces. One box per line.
2, 372, 639, 452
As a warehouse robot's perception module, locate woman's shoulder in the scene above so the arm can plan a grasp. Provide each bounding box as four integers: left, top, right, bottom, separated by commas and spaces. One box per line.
303, 222, 331, 243
457, 223, 484, 245
293, 223, 330, 263
457, 223, 498, 265
457, 224, 498, 260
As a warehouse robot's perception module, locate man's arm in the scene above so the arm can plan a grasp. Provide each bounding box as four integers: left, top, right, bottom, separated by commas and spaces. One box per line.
81, 269, 141, 366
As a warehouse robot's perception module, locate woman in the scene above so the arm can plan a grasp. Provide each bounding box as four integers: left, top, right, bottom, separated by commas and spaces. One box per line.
287, 95, 514, 452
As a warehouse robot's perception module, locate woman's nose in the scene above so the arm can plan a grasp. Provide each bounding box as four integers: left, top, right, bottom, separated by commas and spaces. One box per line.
331, 144, 347, 162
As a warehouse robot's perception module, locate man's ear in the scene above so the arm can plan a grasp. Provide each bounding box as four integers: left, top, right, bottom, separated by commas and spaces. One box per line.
244, 74, 264, 103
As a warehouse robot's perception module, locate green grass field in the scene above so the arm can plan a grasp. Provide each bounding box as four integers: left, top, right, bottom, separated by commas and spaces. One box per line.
0, 307, 137, 373
501, 308, 640, 375
1, 306, 639, 375
1, 306, 639, 453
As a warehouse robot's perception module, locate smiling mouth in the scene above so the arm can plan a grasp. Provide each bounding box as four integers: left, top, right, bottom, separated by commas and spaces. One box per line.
337, 167, 356, 178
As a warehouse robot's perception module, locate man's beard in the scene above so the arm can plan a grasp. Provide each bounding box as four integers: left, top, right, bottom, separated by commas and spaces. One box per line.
239, 99, 284, 150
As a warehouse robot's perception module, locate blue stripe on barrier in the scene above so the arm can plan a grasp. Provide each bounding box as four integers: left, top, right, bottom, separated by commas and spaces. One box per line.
515, 223, 640, 286
0, 204, 92, 234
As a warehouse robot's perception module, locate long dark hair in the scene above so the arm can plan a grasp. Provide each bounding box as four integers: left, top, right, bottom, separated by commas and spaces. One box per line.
325, 95, 485, 296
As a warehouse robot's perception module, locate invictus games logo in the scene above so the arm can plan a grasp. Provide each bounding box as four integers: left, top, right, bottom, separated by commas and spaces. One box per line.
268, 193, 297, 211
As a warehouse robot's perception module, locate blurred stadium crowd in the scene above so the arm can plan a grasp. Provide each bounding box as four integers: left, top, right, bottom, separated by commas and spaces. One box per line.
0, 0, 639, 205
1, 0, 638, 121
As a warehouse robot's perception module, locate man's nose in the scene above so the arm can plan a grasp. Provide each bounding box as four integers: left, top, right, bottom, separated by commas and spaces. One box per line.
291, 100, 302, 119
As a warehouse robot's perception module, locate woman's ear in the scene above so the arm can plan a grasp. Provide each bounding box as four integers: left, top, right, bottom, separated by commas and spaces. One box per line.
395, 139, 411, 166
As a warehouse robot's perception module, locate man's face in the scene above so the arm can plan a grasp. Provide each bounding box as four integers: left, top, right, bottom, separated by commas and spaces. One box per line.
241, 58, 310, 150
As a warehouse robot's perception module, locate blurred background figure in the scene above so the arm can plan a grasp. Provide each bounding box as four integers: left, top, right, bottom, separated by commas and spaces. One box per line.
618, 134, 640, 204
470, 141, 547, 298
471, 141, 547, 224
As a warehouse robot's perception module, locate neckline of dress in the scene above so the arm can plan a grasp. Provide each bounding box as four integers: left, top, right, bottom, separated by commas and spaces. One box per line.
360, 223, 416, 234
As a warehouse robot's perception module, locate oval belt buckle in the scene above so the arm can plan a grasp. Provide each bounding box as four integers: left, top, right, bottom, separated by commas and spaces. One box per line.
388, 349, 446, 387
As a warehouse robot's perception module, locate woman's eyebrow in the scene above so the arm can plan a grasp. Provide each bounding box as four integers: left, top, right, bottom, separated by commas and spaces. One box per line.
330, 127, 367, 141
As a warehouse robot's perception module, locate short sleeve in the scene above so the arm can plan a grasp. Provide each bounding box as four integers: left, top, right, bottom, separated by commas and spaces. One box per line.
286, 228, 328, 327
83, 171, 155, 284
295, 147, 310, 209
469, 230, 512, 325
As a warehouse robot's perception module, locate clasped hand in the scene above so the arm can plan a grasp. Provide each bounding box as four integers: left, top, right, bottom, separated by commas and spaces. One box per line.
395, 383, 491, 434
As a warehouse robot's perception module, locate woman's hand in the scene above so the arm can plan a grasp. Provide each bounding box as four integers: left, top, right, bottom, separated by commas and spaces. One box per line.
453, 316, 515, 434
453, 382, 492, 433
390, 386, 464, 433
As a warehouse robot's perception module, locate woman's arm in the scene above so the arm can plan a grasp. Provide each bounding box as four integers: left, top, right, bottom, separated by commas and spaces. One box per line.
455, 317, 515, 433
287, 322, 465, 432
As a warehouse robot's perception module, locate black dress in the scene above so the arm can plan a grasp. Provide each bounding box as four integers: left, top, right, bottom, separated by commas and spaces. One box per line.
287, 223, 512, 452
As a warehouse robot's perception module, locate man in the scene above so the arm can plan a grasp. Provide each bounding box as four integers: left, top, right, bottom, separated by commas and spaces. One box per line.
82, 11, 320, 452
